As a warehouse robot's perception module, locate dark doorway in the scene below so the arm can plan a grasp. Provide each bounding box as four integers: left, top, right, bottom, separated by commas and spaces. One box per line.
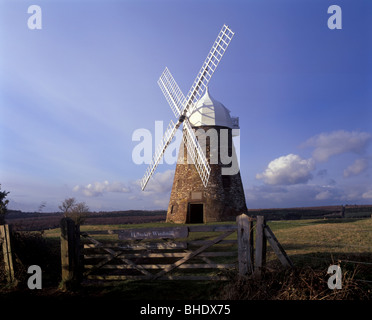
187, 203, 204, 223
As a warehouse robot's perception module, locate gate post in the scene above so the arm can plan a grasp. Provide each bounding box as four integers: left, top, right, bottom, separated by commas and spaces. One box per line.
0, 224, 15, 283
236, 214, 254, 276
60, 218, 81, 290
254, 215, 267, 278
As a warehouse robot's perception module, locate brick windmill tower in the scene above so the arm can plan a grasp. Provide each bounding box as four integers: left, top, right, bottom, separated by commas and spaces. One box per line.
166, 87, 247, 223
141, 25, 247, 223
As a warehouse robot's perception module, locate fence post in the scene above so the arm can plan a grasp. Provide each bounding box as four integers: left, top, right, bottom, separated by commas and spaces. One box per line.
254, 216, 266, 278
237, 214, 254, 276
0, 224, 15, 283
60, 218, 81, 290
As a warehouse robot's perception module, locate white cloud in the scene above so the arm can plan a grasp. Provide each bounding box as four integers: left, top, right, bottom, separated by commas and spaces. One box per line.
343, 158, 369, 177
256, 154, 315, 185
315, 190, 332, 200
362, 190, 372, 199
245, 182, 358, 208
303, 130, 371, 162
73, 180, 130, 197
122, 170, 174, 209
141, 169, 174, 194
245, 184, 338, 208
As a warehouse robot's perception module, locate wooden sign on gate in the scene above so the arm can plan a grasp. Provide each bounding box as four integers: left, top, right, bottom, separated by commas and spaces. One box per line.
118, 226, 189, 240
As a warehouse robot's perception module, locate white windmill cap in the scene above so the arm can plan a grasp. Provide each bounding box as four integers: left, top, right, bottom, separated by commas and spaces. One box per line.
188, 87, 239, 129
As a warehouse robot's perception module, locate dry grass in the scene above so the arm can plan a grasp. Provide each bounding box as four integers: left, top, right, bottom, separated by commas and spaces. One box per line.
219, 266, 370, 300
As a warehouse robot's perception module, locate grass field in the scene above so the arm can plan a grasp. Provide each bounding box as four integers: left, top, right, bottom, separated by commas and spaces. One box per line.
1, 217, 372, 300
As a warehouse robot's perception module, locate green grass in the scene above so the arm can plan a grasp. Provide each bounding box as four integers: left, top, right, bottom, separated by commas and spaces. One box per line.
265, 218, 372, 281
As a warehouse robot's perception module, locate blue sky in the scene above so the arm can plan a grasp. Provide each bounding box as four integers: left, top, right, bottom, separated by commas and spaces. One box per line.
1, 0, 371, 212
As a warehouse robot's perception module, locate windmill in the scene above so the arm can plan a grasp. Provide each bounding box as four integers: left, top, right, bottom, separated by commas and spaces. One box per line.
141, 24, 247, 223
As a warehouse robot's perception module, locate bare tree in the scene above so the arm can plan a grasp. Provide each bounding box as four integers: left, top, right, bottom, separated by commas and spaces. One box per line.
59, 197, 89, 225
58, 197, 76, 217
38, 201, 47, 213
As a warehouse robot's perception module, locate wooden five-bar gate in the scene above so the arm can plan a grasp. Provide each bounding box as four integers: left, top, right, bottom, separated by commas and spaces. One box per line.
60, 214, 293, 289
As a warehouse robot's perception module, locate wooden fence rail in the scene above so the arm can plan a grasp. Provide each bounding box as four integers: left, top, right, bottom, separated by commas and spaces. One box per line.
254, 216, 293, 278
60, 214, 293, 288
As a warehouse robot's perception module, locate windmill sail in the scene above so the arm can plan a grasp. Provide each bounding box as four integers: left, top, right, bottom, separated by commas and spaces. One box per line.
158, 67, 186, 119
182, 119, 211, 187
184, 24, 234, 115
141, 24, 234, 191
141, 119, 179, 190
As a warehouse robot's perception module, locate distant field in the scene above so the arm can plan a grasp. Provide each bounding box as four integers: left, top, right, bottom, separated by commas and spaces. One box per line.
6, 205, 372, 231
248, 205, 372, 220
6, 210, 167, 231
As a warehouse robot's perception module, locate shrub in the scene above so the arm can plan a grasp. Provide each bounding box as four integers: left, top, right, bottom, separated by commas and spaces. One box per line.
0, 185, 9, 225
7, 230, 60, 287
